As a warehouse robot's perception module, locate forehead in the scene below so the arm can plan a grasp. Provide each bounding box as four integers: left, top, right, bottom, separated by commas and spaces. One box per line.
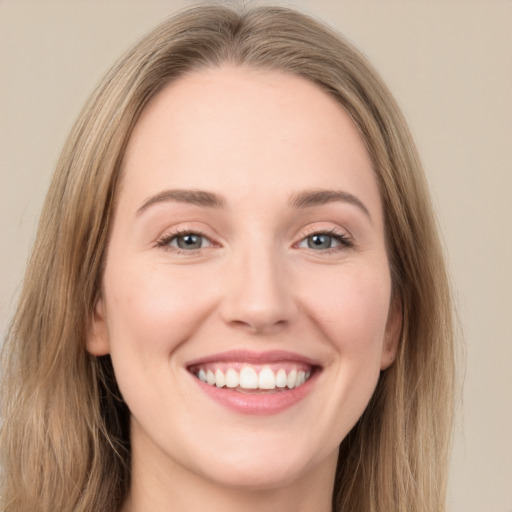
119, 65, 381, 221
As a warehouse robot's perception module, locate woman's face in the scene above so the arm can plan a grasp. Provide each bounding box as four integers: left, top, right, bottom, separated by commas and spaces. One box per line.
88, 66, 400, 491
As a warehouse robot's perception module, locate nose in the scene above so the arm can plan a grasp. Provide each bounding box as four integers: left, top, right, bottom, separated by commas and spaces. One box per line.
219, 244, 298, 335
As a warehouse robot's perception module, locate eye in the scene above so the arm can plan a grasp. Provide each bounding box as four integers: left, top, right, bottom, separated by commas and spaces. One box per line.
157, 231, 213, 251
297, 231, 351, 251
172, 233, 206, 250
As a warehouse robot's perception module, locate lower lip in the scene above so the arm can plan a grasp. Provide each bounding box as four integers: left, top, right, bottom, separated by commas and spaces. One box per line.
190, 371, 319, 415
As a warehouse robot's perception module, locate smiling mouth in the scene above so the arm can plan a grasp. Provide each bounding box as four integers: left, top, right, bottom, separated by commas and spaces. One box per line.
186, 351, 321, 414
186, 348, 322, 395
189, 364, 314, 393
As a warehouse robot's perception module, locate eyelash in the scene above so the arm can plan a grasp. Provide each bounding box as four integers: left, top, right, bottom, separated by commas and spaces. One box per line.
156, 228, 215, 255
298, 228, 353, 254
155, 227, 353, 255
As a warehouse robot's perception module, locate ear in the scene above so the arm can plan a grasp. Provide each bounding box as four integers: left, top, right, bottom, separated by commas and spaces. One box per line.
86, 297, 110, 356
380, 295, 402, 370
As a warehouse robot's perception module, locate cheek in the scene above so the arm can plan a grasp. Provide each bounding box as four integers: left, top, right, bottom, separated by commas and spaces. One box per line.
299, 262, 392, 360
101, 261, 220, 428
103, 260, 217, 358
289, 262, 392, 451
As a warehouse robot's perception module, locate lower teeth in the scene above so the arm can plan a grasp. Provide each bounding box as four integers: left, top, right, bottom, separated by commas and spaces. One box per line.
232, 387, 290, 394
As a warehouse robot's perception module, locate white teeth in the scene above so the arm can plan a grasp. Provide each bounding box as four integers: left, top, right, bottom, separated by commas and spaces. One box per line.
225, 368, 239, 388
258, 366, 276, 389
276, 368, 287, 388
215, 369, 225, 388
196, 365, 312, 390
287, 369, 297, 389
206, 369, 215, 386
239, 367, 258, 389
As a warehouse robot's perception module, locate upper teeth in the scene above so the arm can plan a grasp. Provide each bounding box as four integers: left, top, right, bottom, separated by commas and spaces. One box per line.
196, 366, 311, 390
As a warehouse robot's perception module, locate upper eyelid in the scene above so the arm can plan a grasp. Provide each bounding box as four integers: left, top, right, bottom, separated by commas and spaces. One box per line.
158, 229, 214, 245
296, 224, 351, 241
295, 231, 351, 248
156, 223, 218, 242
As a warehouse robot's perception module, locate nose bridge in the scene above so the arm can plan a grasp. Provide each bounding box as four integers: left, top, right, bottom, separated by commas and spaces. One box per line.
221, 234, 295, 332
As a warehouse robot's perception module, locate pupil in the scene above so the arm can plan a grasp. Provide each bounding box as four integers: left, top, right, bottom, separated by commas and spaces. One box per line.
178, 234, 201, 249
308, 234, 331, 249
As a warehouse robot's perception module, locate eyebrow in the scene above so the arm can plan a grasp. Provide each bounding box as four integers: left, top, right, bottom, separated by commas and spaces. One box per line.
136, 187, 371, 222
136, 189, 225, 215
289, 189, 372, 221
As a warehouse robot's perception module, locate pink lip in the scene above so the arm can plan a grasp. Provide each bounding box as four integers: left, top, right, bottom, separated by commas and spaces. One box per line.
186, 349, 321, 416
186, 349, 320, 367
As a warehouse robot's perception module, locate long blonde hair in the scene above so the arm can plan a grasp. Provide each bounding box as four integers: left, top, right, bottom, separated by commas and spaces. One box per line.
1, 4, 455, 511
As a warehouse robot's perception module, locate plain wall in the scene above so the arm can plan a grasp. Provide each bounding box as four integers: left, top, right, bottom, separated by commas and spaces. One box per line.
1, 1, 511, 510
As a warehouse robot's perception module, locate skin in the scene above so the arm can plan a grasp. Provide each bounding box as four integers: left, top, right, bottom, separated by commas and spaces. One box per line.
87, 66, 401, 512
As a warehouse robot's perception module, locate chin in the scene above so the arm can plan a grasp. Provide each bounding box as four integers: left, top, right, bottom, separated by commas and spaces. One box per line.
186, 437, 334, 492
198, 457, 313, 491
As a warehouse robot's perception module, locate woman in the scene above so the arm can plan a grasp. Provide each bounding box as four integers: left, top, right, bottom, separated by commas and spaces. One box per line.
0, 4, 455, 511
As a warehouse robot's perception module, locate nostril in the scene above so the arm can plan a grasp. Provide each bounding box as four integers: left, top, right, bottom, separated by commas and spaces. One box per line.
227, 316, 289, 335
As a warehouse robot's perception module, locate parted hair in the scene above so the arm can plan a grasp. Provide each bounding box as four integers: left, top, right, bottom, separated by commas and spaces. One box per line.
0, 4, 455, 511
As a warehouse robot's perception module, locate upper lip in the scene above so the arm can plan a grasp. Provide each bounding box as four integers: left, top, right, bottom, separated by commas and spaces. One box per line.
185, 349, 321, 368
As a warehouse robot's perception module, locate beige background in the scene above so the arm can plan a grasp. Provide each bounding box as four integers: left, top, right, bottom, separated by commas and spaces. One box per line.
1, 1, 511, 510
